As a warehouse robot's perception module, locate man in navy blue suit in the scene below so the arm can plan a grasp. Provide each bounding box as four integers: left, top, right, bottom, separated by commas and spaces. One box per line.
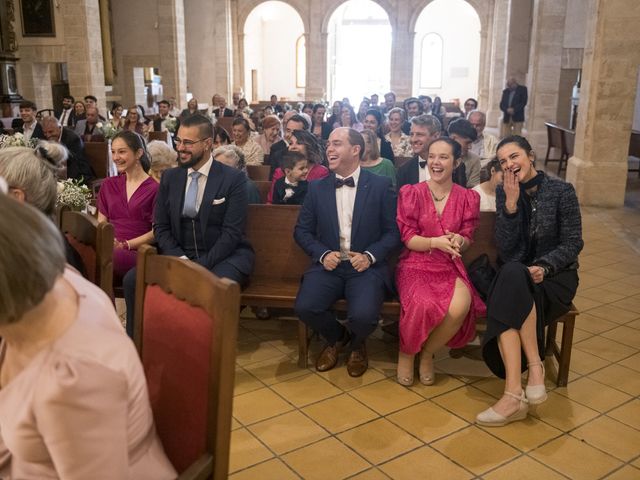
123, 113, 254, 337
294, 127, 400, 377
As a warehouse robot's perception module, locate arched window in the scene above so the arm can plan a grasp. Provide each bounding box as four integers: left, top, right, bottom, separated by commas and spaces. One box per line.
420, 33, 443, 89
296, 34, 306, 88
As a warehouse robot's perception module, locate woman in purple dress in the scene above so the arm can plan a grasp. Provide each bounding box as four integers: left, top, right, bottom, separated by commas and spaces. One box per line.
97, 131, 158, 282
395, 138, 486, 386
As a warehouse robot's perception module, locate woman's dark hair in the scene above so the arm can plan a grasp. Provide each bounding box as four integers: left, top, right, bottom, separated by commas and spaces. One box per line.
232, 116, 251, 131
496, 135, 534, 157
464, 98, 478, 109
481, 157, 502, 183
112, 130, 151, 173
303, 103, 314, 112
364, 108, 385, 137
428, 137, 462, 161
213, 125, 231, 144
291, 129, 325, 166
111, 102, 123, 115
340, 104, 358, 127
312, 103, 326, 114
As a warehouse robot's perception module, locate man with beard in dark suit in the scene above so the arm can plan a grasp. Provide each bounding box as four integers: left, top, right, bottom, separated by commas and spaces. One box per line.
41, 116, 95, 184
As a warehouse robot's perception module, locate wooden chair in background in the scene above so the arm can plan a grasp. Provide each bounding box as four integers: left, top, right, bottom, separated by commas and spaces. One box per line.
544, 122, 569, 175
133, 245, 240, 480
149, 131, 169, 142
246, 164, 270, 182
60, 210, 114, 298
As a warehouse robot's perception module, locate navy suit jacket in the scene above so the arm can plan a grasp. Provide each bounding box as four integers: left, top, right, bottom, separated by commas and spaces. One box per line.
294, 169, 400, 286
500, 85, 528, 123
154, 160, 255, 275
60, 127, 95, 184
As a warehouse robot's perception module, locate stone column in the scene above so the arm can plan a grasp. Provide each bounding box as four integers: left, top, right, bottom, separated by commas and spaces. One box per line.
566, 0, 640, 207
389, 25, 413, 99
306, 2, 326, 101
525, 0, 568, 151
157, 0, 187, 107
62, 0, 106, 111
485, 0, 509, 127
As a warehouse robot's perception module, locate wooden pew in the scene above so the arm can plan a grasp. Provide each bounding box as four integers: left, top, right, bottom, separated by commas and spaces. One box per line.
254, 180, 271, 204
84, 141, 110, 179
247, 164, 270, 181
242, 205, 578, 385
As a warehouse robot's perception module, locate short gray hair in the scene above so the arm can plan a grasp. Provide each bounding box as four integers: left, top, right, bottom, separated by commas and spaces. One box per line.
467, 109, 486, 125
0, 146, 58, 216
213, 145, 246, 171
411, 114, 442, 135
147, 140, 178, 179
0, 194, 66, 324
41, 116, 61, 128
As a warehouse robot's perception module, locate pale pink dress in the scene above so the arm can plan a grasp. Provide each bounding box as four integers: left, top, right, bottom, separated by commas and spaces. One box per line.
396, 183, 486, 354
0, 268, 176, 479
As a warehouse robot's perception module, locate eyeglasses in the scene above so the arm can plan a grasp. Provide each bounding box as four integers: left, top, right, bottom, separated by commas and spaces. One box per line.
174, 137, 210, 147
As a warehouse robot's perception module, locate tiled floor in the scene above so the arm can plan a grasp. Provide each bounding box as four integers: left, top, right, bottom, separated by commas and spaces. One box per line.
228, 197, 640, 478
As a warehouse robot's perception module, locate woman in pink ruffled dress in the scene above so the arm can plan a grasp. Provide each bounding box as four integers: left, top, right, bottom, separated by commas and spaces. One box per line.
395, 137, 486, 386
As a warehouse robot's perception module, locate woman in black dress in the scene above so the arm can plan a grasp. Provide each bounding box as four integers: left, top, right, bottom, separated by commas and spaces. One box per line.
476, 136, 583, 427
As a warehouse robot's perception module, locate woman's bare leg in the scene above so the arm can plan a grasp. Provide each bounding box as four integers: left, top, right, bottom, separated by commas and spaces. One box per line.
519, 303, 544, 386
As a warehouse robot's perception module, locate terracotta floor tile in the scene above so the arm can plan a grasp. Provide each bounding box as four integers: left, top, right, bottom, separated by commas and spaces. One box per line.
349, 378, 423, 415
236, 339, 288, 366
337, 418, 423, 465
618, 351, 640, 372
572, 295, 604, 312
270, 372, 342, 408
379, 446, 473, 480
601, 325, 640, 348
555, 376, 632, 412
573, 335, 637, 362
588, 364, 640, 396
229, 458, 299, 480
587, 267, 632, 281
367, 348, 400, 376
282, 437, 370, 480
408, 374, 467, 399
604, 465, 640, 480
386, 400, 469, 443
586, 304, 640, 324
567, 348, 611, 375
577, 273, 612, 289
431, 385, 498, 423
316, 363, 387, 391
626, 318, 640, 330
482, 455, 566, 480
529, 391, 599, 431
347, 468, 391, 480
607, 399, 640, 431
233, 387, 294, 425
598, 281, 640, 297
609, 296, 640, 314
228, 428, 274, 473
248, 410, 329, 455
572, 415, 640, 461
431, 426, 519, 476
234, 367, 265, 396
574, 312, 619, 334
242, 354, 310, 386
301, 394, 379, 434
478, 416, 563, 452
579, 287, 628, 304
529, 435, 622, 480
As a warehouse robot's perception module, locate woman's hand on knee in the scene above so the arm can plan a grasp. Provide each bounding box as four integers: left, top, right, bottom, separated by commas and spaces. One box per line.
528, 265, 544, 284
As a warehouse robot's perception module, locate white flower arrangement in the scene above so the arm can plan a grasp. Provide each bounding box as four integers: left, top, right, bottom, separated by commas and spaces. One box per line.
57, 178, 92, 211
164, 117, 178, 133
99, 122, 121, 140
0, 132, 38, 149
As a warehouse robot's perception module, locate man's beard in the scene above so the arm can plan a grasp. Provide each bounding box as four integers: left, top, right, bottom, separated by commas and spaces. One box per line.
178, 149, 204, 169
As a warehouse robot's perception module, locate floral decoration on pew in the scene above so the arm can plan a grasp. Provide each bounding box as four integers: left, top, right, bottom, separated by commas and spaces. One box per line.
57, 178, 92, 211
97, 122, 121, 140
0, 132, 38, 149
164, 117, 178, 133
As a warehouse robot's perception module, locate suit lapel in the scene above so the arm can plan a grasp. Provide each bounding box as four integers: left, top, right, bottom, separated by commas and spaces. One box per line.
322, 174, 340, 246
171, 168, 188, 235
198, 160, 224, 225
351, 170, 370, 240
412, 157, 420, 184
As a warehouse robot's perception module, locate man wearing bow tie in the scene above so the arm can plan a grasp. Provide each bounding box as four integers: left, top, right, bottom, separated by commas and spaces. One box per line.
294, 127, 400, 377
396, 114, 441, 189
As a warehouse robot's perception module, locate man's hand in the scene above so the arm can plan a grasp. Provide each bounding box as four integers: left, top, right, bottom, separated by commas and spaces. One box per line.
322, 251, 341, 271
348, 251, 371, 273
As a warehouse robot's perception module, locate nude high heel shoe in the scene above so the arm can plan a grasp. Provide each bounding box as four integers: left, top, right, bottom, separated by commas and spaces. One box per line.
419, 353, 435, 386
525, 361, 548, 405
476, 391, 529, 427
396, 352, 415, 386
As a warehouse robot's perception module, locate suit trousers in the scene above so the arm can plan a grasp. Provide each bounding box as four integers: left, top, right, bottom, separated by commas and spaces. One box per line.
294, 261, 385, 348
501, 120, 524, 138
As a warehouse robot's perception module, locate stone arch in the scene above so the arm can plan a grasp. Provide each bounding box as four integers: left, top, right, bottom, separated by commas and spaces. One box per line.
409, 0, 488, 35
321, 0, 397, 35
238, 0, 309, 36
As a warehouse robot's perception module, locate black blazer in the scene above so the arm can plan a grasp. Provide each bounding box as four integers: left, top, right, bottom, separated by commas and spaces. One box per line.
379, 136, 395, 163
396, 156, 466, 190
55, 109, 77, 127
154, 160, 255, 275
267, 139, 288, 176
14, 122, 46, 141
312, 122, 333, 141
272, 178, 308, 205
60, 127, 95, 184
500, 85, 528, 123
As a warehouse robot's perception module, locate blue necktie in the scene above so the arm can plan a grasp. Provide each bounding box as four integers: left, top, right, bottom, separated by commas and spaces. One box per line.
183, 171, 202, 218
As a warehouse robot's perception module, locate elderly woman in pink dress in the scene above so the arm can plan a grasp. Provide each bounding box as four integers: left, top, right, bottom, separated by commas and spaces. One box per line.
395, 137, 486, 386
0, 194, 176, 479
97, 131, 158, 294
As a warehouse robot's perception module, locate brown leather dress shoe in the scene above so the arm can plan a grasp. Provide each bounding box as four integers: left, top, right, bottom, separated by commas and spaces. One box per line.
316, 344, 340, 372
346, 346, 368, 377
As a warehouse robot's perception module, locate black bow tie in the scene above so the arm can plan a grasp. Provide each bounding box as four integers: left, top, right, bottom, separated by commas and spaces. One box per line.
335, 177, 355, 188
419, 160, 427, 169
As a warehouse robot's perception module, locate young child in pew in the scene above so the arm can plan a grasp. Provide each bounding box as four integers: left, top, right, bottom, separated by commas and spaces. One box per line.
272, 151, 309, 205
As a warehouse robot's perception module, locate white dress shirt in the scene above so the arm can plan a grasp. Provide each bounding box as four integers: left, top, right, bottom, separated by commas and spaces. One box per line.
418, 155, 431, 183
21, 122, 36, 141
184, 155, 213, 213
335, 167, 361, 260
59, 108, 72, 126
